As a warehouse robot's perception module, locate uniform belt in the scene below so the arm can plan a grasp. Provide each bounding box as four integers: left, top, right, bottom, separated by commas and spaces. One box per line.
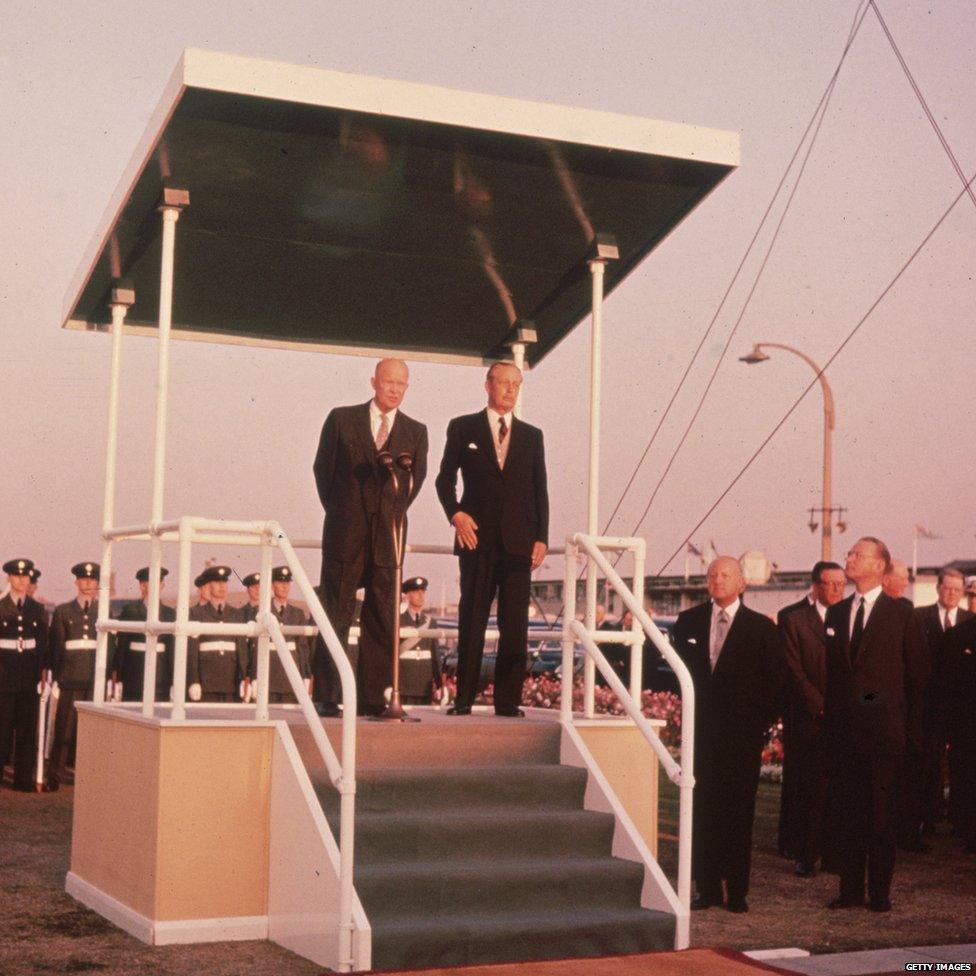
399, 649, 432, 661
200, 640, 236, 653
0, 638, 36, 650
65, 639, 97, 650
131, 641, 165, 653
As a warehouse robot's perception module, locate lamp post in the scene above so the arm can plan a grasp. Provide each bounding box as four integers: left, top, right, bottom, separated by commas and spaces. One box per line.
739, 342, 844, 562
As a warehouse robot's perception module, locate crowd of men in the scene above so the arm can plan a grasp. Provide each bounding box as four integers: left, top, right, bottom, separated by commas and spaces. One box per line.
668, 542, 976, 917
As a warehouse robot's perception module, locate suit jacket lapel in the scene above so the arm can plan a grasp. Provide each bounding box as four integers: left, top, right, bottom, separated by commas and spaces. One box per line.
834, 594, 854, 669
357, 401, 377, 460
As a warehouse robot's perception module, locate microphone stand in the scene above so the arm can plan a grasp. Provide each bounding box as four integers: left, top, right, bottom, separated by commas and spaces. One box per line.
374, 453, 418, 722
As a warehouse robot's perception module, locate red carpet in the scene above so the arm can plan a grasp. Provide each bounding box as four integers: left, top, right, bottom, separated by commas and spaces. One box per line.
346, 947, 803, 975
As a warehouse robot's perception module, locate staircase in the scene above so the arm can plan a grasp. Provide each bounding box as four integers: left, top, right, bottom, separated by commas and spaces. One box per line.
289, 714, 675, 971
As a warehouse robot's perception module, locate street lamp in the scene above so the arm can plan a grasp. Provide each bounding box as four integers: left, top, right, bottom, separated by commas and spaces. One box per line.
739, 342, 845, 562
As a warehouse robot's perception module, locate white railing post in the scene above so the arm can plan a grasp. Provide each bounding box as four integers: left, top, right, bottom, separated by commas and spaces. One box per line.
95, 286, 132, 704
171, 517, 193, 722
255, 535, 273, 721
630, 540, 646, 700
142, 192, 185, 717
561, 538, 578, 723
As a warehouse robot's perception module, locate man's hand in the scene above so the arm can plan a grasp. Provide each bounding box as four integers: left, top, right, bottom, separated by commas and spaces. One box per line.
451, 511, 479, 550
531, 541, 548, 571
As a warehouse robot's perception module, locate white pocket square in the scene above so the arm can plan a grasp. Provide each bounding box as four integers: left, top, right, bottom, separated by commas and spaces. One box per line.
688, 638, 697, 645
826, 627, 836, 636
467, 442, 478, 449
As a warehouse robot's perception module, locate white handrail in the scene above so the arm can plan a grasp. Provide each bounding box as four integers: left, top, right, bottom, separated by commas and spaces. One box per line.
568, 531, 696, 951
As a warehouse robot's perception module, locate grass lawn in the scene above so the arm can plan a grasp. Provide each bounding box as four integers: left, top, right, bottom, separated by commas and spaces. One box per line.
1, 775, 973, 975
657, 778, 976, 954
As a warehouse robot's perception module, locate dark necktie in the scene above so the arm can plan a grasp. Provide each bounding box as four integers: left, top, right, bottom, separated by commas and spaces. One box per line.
498, 417, 508, 443
16, 599, 23, 610
944, 610, 951, 632
850, 597, 866, 661
216, 604, 224, 617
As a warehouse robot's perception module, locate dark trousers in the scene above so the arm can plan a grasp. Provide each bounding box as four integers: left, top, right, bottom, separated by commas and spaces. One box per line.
895, 742, 925, 845
0, 691, 38, 787
455, 543, 530, 712
830, 753, 899, 904
692, 743, 762, 903
51, 687, 88, 781
787, 726, 828, 865
920, 726, 948, 828
315, 542, 395, 715
948, 738, 976, 845
778, 714, 798, 856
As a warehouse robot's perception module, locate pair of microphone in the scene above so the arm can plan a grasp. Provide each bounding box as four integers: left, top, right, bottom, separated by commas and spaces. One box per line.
377, 450, 414, 472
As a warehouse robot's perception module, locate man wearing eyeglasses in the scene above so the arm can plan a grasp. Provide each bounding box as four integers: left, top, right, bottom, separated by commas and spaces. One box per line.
778, 560, 846, 877
823, 537, 927, 912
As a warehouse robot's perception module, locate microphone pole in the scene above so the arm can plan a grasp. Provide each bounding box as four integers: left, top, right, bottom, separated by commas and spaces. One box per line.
374, 451, 418, 721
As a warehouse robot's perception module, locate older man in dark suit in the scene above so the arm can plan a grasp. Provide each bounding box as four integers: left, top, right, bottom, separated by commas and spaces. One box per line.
672, 556, 782, 913
912, 568, 973, 842
313, 359, 428, 716
435, 361, 548, 717
824, 537, 928, 912
778, 561, 846, 876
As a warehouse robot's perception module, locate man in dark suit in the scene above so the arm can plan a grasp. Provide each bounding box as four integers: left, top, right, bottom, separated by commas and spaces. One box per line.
778, 561, 846, 876
435, 361, 548, 717
313, 359, 428, 717
823, 537, 928, 912
671, 556, 782, 913
943, 615, 976, 853
883, 559, 913, 605
912, 568, 973, 843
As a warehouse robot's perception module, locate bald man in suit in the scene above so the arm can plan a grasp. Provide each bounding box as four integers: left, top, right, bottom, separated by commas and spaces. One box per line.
672, 556, 783, 913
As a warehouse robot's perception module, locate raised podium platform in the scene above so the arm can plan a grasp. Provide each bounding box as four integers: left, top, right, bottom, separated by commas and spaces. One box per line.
67, 704, 670, 971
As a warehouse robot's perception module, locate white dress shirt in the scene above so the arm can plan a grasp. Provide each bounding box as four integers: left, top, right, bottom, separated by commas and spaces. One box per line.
369, 400, 398, 442
486, 407, 513, 468
849, 584, 883, 638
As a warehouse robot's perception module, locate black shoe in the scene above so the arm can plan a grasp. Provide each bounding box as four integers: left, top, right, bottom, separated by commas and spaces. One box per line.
314, 702, 341, 717
12, 782, 34, 793
42, 781, 60, 793
778, 847, 796, 860
827, 896, 865, 909
726, 898, 749, 913
691, 895, 719, 910
447, 705, 471, 716
869, 898, 892, 912
494, 707, 525, 718
794, 862, 816, 878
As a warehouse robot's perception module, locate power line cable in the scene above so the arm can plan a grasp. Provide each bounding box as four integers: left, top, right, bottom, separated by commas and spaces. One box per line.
655, 169, 976, 577
869, 0, 976, 211
598, 0, 872, 539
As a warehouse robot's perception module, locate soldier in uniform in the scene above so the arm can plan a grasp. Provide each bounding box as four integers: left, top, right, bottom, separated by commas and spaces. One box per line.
243, 573, 261, 619
48, 562, 101, 785
397, 577, 441, 705
186, 566, 248, 703
0, 558, 48, 791
113, 567, 175, 703
27, 567, 42, 603
195, 571, 211, 608
265, 566, 312, 703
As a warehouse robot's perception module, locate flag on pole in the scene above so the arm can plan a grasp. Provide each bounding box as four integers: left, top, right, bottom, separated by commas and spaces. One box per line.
686, 542, 703, 557
914, 524, 941, 540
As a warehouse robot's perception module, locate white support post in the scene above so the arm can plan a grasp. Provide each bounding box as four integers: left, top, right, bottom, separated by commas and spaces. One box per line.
630, 540, 646, 701
583, 258, 606, 718
254, 536, 273, 721
561, 539, 578, 722
95, 296, 130, 704
171, 518, 193, 722
143, 202, 182, 718
511, 341, 525, 419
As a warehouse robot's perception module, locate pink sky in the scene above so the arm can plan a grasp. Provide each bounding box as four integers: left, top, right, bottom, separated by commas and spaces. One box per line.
2, 1, 975, 603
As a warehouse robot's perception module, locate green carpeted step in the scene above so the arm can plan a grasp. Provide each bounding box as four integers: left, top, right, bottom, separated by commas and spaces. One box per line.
315, 763, 588, 814
354, 854, 645, 915
328, 807, 616, 863
368, 904, 676, 970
